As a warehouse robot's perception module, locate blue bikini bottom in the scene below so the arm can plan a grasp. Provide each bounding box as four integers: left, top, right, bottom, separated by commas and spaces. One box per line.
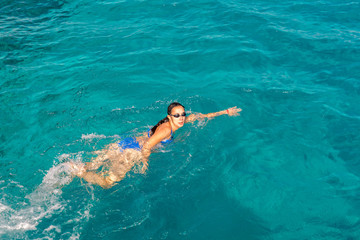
118, 137, 141, 152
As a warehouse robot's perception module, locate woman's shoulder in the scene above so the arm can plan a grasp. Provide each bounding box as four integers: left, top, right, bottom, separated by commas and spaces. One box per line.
156, 122, 172, 135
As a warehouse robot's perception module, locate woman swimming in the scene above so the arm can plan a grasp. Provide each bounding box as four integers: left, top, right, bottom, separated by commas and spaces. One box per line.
70, 102, 242, 188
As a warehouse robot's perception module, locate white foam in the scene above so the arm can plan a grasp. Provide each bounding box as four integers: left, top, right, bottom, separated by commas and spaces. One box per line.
0, 163, 74, 236
0, 221, 37, 232
81, 133, 107, 140
58, 153, 72, 161
111, 106, 135, 112
44, 225, 61, 233
0, 203, 9, 213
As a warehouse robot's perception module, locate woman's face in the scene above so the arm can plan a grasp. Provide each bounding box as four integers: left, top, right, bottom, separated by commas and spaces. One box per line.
169, 106, 186, 129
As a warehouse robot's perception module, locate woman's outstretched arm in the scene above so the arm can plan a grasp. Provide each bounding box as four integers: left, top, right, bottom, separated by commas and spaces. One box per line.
185, 106, 242, 123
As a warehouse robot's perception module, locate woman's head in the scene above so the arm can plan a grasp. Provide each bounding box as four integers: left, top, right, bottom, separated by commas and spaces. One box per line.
167, 102, 186, 129
149, 102, 186, 136
167, 102, 185, 115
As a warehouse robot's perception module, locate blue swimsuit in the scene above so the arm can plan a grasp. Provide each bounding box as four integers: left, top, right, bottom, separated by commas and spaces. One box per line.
118, 137, 142, 151
118, 129, 173, 151
147, 129, 174, 144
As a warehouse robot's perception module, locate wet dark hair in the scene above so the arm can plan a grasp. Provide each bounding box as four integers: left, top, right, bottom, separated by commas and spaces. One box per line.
149, 102, 185, 136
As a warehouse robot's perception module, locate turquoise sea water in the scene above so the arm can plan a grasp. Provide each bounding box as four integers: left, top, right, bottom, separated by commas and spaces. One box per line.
1, 0, 360, 239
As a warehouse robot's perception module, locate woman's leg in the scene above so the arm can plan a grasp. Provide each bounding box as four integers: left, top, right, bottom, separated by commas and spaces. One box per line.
69, 162, 124, 189
70, 145, 143, 188
84, 154, 108, 171
77, 171, 123, 189
85, 143, 119, 170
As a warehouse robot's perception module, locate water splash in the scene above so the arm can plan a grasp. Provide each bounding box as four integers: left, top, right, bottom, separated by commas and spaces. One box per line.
81, 133, 107, 141
0, 163, 75, 236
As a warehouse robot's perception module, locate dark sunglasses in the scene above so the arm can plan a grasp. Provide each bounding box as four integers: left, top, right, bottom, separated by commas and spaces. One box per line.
170, 112, 186, 118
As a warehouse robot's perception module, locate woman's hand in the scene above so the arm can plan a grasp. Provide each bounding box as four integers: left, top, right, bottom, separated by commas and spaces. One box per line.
226, 106, 242, 116
141, 161, 148, 173
140, 158, 149, 173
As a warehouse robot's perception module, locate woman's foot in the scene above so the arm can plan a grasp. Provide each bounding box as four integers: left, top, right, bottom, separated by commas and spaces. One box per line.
65, 162, 86, 177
